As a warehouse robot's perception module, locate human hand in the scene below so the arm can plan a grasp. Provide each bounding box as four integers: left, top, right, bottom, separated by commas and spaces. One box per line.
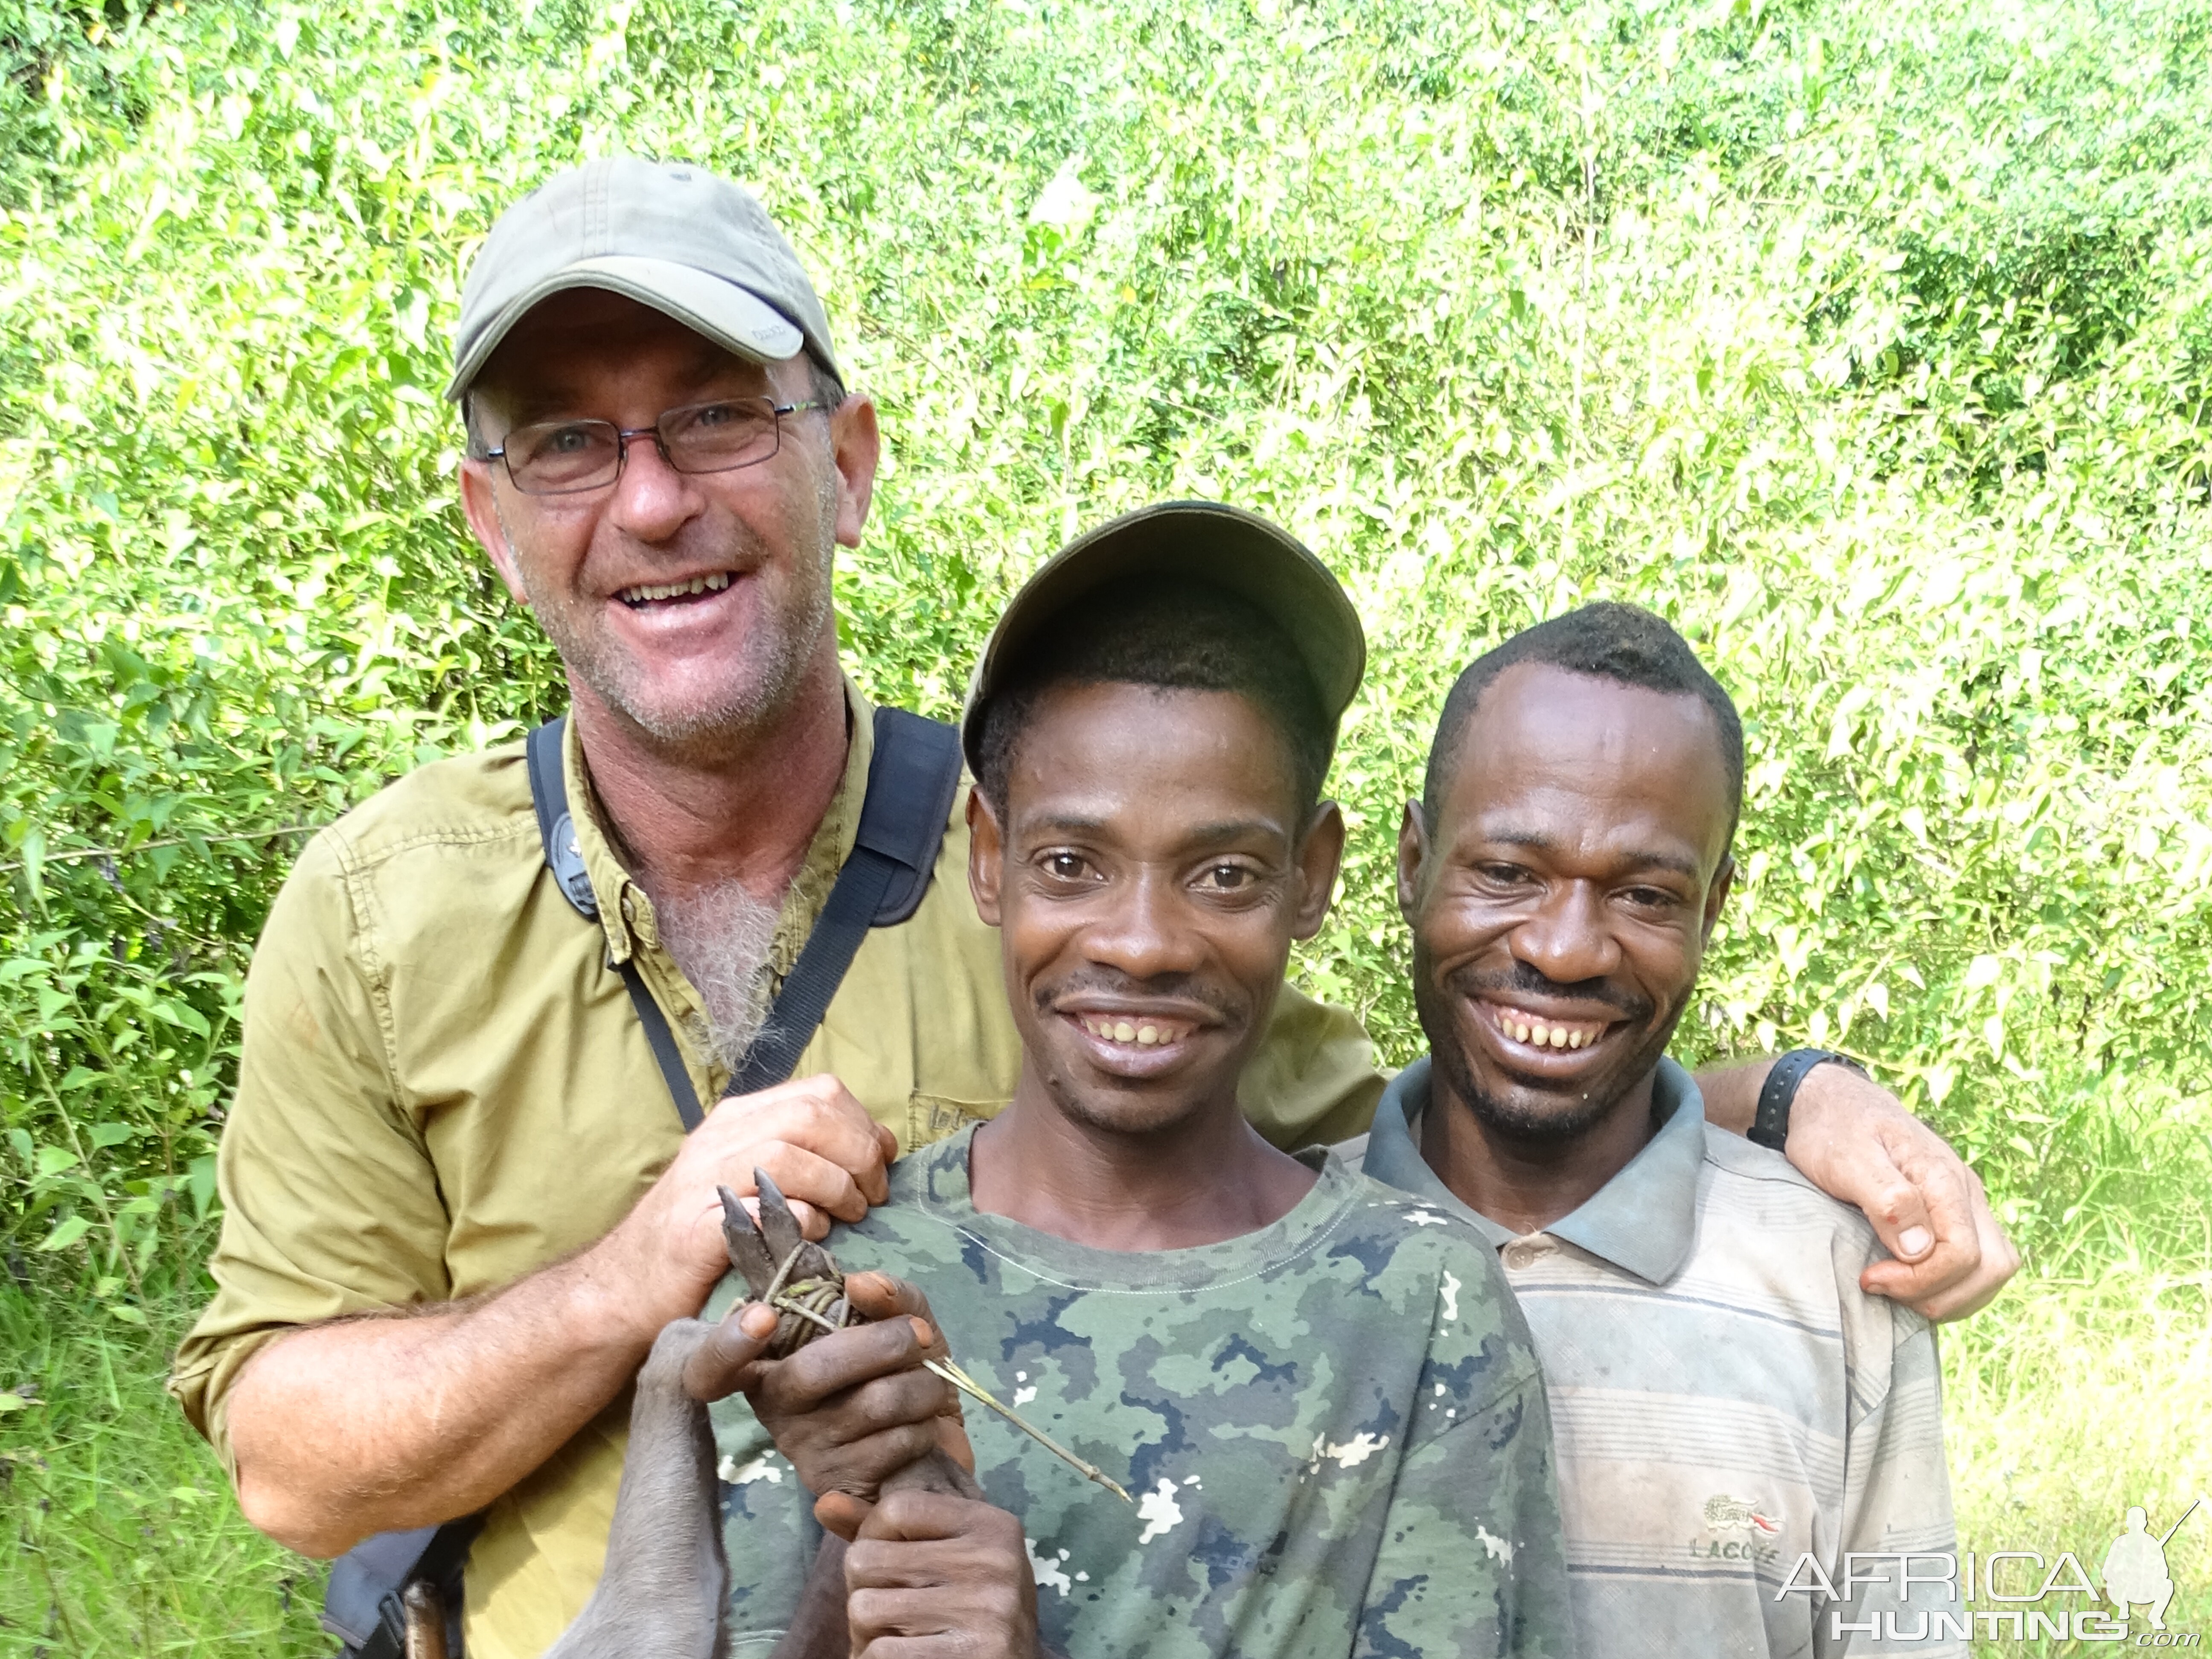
592, 1074, 898, 1337
684, 1272, 974, 1541
1783, 1062, 2020, 1321
845, 1489, 1040, 1659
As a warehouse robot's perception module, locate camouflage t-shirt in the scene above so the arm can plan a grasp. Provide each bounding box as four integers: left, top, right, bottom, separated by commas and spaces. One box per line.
707, 1128, 1577, 1659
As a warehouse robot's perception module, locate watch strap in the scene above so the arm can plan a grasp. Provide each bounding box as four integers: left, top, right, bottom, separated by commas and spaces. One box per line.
1749, 1048, 1863, 1151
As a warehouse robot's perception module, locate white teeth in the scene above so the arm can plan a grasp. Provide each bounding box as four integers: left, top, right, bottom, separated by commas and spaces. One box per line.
1513, 1022, 1531, 1043
1549, 1026, 1568, 1049
1569, 1030, 1586, 1050
1079, 1016, 1181, 1046
622, 571, 733, 604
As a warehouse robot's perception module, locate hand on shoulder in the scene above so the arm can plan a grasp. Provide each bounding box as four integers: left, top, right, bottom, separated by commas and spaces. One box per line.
1780, 1061, 2020, 1321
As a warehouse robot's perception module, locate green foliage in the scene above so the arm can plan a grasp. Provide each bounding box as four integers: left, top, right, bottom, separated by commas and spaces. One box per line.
1, 0, 2209, 1304
2, 0, 2210, 1650
0, 1241, 324, 1653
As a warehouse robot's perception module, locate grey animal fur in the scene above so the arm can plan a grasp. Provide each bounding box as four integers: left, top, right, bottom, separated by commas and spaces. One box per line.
539, 1318, 730, 1659
540, 1174, 980, 1658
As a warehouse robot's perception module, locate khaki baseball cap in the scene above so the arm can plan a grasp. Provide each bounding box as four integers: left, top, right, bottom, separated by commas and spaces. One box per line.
445, 157, 840, 402
960, 501, 1367, 772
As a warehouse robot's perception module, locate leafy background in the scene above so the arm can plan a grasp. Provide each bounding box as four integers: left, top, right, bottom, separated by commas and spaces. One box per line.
3, 0, 2209, 1649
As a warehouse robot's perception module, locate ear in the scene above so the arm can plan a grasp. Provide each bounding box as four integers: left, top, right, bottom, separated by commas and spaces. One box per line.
1395, 798, 1429, 922
966, 787, 1006, 928
1700, 854, 1735, 946
459, 458, 531, 606
1289, 800, 1346, 941
828, 393, 881, 550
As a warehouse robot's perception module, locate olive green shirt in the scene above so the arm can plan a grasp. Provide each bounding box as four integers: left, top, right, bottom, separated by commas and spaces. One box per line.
169, 676, 1383, 1659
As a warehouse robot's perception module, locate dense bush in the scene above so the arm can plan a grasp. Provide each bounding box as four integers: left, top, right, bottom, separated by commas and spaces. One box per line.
3, 0, 2209, 1311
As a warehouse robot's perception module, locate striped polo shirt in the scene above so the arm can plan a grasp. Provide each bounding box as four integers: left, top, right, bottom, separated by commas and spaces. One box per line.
1348, 1057, 1964, 1657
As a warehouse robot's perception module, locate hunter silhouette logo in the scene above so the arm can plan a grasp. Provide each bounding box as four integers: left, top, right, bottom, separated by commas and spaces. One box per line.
2102, 1499, 2198, 1633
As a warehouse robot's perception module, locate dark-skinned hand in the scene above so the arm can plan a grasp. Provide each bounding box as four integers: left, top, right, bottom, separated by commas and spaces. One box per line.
845, 1489, 1043, 1659
683, 1271, 974, 1541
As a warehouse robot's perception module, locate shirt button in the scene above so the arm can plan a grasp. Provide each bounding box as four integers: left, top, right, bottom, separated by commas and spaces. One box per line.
1502, 1238, 1553, 1270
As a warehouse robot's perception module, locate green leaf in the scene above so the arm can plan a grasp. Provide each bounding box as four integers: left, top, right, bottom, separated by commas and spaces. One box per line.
188, 1152, 219, 1221
36, 1214, 93, 1252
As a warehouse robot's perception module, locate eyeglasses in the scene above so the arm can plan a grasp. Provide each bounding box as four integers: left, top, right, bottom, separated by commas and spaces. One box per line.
480, 398, 832, 496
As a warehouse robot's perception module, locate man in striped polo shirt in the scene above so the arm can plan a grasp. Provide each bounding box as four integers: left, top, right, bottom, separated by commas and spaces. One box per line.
1352, 602, 1965, 1657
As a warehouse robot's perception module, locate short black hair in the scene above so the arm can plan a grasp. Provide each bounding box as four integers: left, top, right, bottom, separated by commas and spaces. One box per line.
975, 579, 1335, 821
1423, 601, 1745, 842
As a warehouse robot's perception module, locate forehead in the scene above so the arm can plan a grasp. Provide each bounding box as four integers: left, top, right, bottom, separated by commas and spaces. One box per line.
1438, 662, 1733, 868
472, 288, 775, 408
1004, 682, 1302, 832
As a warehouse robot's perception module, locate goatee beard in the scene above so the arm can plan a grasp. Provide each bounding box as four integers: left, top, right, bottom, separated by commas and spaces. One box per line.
1411, 946, 1688, 1146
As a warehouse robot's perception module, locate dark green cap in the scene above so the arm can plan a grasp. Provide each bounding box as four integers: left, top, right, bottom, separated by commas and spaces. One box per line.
960, 501, 1366, 772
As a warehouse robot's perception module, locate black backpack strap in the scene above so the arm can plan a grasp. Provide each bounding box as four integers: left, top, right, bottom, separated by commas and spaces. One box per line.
856, 707, 966, 928
615, 964, 704, 1131
524, 709, 960, 1109
525, 716, 704, 1131
323, 1515, 480, 1659
524, 716, 600, 920
732, 707, 963, 1092
324, 710, 960, 1657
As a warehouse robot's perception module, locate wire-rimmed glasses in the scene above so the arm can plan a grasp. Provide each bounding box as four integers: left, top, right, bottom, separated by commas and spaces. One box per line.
481, 397, 831, 495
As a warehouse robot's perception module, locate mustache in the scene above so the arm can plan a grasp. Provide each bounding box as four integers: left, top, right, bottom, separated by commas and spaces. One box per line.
1032, 969, 1243, 1022
1442, 959, 1655, 1025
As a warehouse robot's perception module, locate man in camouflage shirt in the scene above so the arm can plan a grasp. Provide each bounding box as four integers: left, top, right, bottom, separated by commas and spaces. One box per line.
697, 504, 1575, 1659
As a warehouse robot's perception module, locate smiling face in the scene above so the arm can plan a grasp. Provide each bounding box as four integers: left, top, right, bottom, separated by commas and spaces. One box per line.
456, 288, 879, 755
1400, 661, 1736, 1144
969, 681, 1344, 1139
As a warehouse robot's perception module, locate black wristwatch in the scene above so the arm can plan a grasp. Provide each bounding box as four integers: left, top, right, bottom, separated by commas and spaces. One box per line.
1748, 1048, 1868, 1152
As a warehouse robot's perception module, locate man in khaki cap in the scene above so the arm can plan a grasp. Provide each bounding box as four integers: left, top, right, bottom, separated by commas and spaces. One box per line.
169, 157, 2015, 1659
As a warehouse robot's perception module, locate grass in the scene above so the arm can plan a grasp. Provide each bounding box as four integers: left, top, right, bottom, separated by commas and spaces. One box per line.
1946, 1265, 2212, 1652
0, 1244, 323, 1657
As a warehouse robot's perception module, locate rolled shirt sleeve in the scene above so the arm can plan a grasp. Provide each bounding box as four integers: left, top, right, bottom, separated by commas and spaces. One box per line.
168, 830, 455, 1469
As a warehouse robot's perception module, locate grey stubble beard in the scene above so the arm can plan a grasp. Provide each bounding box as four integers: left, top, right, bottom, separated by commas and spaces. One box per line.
496, 460, 839, 1068
495, 469, 839, 758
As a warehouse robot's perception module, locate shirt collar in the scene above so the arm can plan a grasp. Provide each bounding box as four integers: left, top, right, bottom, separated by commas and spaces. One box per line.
1362, 1053, 1708, 1284
564, 673, 875, 969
